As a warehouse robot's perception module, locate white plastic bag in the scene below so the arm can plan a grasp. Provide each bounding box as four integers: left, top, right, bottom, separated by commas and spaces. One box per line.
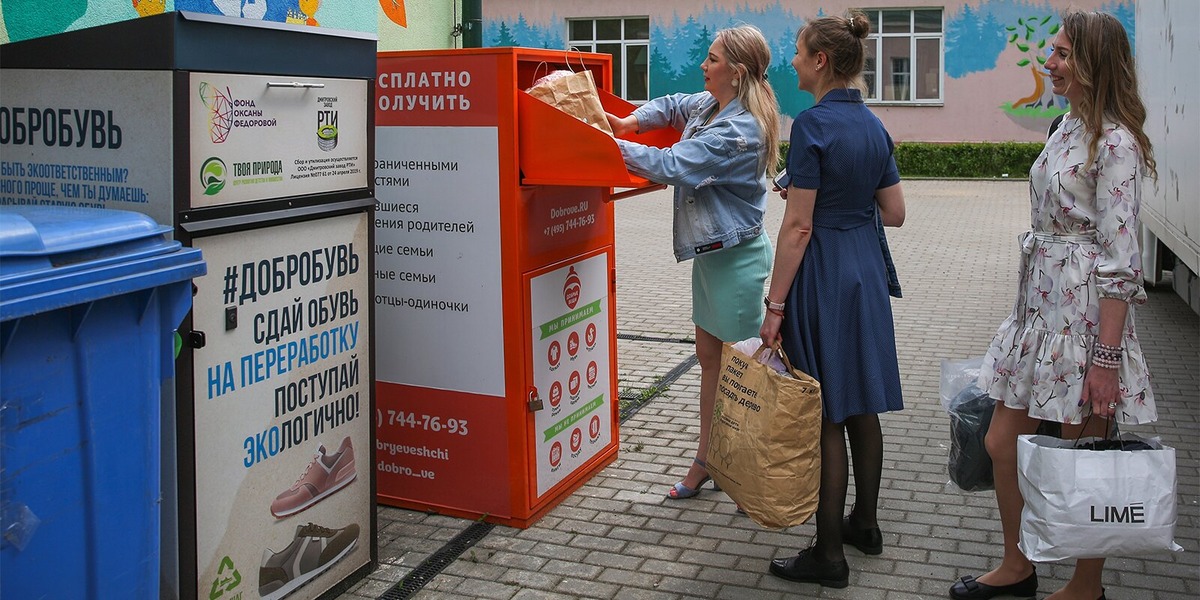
1016, 433, 1184, 561
731, 338, 790, 376
940, 356, 984, 413
941, 357, 994, 492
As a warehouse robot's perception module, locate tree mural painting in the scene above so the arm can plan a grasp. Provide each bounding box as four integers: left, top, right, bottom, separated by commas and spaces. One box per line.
485, 8, 814, 119
1002, 14, 1065, 116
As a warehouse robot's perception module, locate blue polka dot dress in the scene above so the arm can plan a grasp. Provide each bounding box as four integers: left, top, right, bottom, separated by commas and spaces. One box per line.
778, 88, 903, 424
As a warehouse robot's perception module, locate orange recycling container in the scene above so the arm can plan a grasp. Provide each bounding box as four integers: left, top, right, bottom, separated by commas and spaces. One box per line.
373, 48, 677, 527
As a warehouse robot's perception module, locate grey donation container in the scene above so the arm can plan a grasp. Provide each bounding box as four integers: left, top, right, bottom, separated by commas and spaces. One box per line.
1, 11, 377, 600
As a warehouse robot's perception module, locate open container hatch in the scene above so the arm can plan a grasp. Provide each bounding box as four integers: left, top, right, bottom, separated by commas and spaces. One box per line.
517, 75, 679, 197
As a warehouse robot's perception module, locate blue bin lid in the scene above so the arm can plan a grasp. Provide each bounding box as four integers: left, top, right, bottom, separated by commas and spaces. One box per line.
1, 206, 206, 321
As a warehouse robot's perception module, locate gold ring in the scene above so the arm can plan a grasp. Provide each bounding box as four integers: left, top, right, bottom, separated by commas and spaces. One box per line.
1107, 402, 1118, 409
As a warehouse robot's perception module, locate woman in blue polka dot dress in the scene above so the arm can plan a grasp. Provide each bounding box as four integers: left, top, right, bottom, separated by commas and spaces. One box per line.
759, 11, 906, 589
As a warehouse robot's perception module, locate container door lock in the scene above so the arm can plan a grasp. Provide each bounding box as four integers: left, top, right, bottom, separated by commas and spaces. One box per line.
187, 331, 207, 349
527, 388, 544, 412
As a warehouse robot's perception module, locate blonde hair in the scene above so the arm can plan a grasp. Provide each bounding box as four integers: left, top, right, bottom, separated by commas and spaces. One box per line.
715, 25, 781, 175
1059, 10, 1157, 178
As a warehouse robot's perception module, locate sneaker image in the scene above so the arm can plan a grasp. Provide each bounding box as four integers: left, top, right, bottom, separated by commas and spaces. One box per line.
258, 522, 359, 600
271, 436, 356, 518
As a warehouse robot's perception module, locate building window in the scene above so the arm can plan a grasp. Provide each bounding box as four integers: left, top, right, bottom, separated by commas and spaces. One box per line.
861, 8, 943, 104
568, 17, 649, 102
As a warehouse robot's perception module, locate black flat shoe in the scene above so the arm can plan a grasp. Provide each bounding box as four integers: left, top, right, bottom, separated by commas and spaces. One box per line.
949, 569, 1037, 600
841, 516, 883, 555
769, 547, 849, 589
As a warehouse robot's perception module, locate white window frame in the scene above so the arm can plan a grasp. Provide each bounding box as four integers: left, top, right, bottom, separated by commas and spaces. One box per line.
567, 17, 650, 102
862, 8, 945, 105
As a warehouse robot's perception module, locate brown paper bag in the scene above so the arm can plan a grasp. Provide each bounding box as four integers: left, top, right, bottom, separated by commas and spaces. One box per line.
707, 342, 822, 529
526, 69, 614, 135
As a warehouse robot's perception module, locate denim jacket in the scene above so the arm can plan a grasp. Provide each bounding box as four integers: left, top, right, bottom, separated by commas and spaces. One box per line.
616, 92, 768, 261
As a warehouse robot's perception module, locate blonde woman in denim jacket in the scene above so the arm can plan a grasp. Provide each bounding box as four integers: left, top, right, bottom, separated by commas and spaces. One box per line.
605, 24, 780, 501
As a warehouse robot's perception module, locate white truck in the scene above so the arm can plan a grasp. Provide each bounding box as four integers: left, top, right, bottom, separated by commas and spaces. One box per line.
1136, 1, 1200, 314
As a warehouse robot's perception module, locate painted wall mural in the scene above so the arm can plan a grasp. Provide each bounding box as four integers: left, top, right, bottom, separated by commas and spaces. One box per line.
379, 0, 405, 28
377, 0, 461, 52
173, 0, 375, 32
482, 0, 1135, 142
1, 0, 462, 67
0, 1, 377, 44
941, 0, 1133, 134
483, 5, 818, 118
1004, 15, 1064, 112
2, 0, 137, 42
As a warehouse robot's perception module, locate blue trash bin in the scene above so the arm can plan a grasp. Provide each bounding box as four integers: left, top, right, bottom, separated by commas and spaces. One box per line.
0, 206, 205, 600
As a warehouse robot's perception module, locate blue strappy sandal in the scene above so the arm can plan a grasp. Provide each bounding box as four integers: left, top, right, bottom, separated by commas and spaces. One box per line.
666, 458, 720, 499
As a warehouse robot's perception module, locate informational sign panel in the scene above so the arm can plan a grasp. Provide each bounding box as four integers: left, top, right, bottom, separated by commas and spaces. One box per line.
372, 126, 504, 394
0, 69, 174, 225
188, 72, 368, 208
190, 213, 371, 600
373, 53, 504, 396
528, 252, 613, 496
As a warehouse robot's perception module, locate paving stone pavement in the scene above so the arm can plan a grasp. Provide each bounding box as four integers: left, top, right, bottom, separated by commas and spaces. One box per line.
340, 180, 1198, 600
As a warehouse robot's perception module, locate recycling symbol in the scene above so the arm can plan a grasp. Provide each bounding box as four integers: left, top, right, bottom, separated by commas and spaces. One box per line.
208, 555, 242, 599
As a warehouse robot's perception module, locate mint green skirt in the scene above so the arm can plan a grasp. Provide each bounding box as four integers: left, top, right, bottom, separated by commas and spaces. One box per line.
692, 232, 772, 342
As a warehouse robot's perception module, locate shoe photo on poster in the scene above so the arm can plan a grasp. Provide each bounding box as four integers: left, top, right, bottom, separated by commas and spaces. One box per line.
258, 522, 360, 600
270, 437, 357, 518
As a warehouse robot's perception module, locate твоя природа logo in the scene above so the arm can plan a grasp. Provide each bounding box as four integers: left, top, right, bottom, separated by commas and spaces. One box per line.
200, 157, 227, 196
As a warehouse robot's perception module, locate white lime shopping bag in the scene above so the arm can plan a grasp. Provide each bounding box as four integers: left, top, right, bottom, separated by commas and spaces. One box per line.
1016, 433, 1184, 562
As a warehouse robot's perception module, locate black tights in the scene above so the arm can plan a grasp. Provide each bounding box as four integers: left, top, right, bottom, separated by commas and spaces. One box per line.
811, 413, 884, 563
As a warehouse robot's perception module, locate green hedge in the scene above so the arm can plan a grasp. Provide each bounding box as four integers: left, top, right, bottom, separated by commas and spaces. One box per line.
777, 141, 1044, 179
894, 142, 1044, 178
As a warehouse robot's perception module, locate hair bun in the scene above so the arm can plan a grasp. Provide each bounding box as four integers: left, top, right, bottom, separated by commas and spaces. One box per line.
847, 13, 871, 38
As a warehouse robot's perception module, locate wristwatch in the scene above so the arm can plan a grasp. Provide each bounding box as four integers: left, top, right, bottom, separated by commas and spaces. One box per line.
764, 297, 785, 312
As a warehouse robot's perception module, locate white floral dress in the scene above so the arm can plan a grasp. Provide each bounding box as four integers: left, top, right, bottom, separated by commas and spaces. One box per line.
979, 114, 1156, 425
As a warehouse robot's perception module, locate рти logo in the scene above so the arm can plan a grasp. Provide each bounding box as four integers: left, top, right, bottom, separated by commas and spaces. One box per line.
200, 157, 228, 196
317, 109, 338, 152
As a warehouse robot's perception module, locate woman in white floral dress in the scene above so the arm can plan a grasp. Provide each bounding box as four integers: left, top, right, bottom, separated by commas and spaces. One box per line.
949, 11, 1158, 600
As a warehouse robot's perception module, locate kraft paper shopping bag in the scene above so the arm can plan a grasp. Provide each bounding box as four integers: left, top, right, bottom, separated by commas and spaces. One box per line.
526, 69, 614, 135
707, 341, 822, 529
